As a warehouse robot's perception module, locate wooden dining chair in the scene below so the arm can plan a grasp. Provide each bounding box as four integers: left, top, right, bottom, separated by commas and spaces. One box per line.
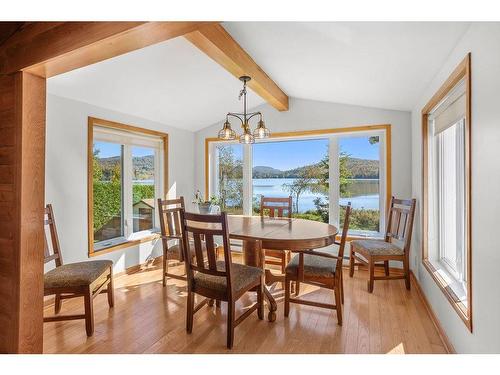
180, 211, 264, 349
43, 204, 114, 336
260, 196, 293, 274
284, 203, 352, 325
158, 196, 189, 285
349, 197, 416, 293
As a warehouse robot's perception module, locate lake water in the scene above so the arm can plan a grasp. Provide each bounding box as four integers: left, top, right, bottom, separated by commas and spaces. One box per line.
252, 178, 379, 212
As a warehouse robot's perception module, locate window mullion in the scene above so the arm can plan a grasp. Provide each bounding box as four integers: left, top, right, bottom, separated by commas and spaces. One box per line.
378, 131, 386, 235
243, 144, 252, 215
123, 144, 133, 238
154, 147, 161, 229
329, 136, 339, 227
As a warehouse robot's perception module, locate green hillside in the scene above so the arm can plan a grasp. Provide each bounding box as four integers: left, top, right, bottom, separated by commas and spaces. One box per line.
252, 157, 379, 179
97, 155, 154, 180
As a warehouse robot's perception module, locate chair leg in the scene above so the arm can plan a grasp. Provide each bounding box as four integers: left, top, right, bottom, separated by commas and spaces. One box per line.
162, 251, 168, 287
284, 275, 290, 318
349, 250, 355, 277
257, 278, 264, 320
83, 289, 94, 337
227, 301, 235, 349
403, 257, 411, 290
281, 252, 286, 274
340, 272, 345, 304
107, 268, 114, 308
54, 293, 62, 314
186, 291, 194, 333
334, 285, 343, 325
368, 259, 375, 293
295, 281, 300, 296
384, 260, 390, 276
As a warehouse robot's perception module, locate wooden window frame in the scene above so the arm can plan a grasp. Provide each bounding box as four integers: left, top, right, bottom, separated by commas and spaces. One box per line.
421, 53, 472, 332
204, 124, 392, 240
87, 117, 168, 257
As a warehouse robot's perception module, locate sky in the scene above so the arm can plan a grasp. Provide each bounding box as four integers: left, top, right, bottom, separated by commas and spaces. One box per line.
95, 135, 379, 169
94, 142, 154, 158
252, 136, 379, 171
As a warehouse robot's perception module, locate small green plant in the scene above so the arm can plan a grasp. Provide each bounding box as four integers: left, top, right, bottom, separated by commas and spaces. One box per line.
193, 190, 220, 205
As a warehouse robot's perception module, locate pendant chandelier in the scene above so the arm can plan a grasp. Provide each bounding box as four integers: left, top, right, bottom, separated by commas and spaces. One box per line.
218, 75, 270, 144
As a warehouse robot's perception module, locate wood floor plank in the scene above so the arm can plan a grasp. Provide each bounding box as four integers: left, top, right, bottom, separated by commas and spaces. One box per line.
42, 262, 448, 354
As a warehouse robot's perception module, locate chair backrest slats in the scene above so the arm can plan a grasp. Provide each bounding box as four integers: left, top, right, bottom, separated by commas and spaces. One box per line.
158, 197, 186, 260
193, 233, 205, 269
384, 196, 416, 253
44, 204, 63, 267
180, 211, 233, 295
260, 196, 292, 219
205, 234, 217, 271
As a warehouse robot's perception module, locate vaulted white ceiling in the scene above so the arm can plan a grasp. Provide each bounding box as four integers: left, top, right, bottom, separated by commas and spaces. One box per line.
48, 22, 470, 132
47, 36, 265, 131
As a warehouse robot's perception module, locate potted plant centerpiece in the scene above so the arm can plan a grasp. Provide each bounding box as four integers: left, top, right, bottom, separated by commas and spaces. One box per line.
193, 190, 220, 214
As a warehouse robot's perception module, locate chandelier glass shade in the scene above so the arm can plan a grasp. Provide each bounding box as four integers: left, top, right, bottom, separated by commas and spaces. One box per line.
218, 76, 271, 144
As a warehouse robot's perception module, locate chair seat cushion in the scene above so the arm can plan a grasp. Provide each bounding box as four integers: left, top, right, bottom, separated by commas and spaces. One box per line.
351, 239, 404, 256
44, 260, 113, 289
194, 261, 262, 294
286, 253, 338, 278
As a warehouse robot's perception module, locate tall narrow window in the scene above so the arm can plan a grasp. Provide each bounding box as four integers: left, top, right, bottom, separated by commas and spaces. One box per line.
338, 135, 381, 234
215, 144, 244, 214
88, 117, 168, 255
132, 146, 156, 233
93, 141, 124, 243
422, 54, 471, 331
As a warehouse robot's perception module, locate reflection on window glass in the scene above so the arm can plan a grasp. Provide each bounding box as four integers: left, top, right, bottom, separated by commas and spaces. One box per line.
93, 141, 124, 243
216, 144, 243, 214
339, 135, 380, 233
132, 146, 155, 232
252, 139, 329, 222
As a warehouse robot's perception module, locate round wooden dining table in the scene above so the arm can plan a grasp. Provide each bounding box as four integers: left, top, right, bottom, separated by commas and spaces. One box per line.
226, 215, 338, 321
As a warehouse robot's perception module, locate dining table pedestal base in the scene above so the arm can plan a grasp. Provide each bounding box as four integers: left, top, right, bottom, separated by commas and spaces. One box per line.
242, 239, 278, 322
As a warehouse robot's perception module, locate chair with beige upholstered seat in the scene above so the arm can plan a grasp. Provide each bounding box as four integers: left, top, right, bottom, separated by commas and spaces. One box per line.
349, 196, 416, 293
180, 211, 264, 349
43, 204, 114, 336
284, 203, 352, 325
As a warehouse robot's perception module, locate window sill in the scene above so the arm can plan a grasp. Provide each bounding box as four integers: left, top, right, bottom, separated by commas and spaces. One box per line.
89, 231, 161, 257
422, 259, 471, 331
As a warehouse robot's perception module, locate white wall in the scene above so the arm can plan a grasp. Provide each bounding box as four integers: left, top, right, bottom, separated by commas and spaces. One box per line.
45, 94, 196, 273
411, 23, 500, 353
195, 97, 412, 210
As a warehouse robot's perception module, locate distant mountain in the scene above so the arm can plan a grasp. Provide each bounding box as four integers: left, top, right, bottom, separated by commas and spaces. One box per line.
252, 157, 379, 179
345, 157, 379, 179
253, 166, 286, 178
97, 155, 154, 180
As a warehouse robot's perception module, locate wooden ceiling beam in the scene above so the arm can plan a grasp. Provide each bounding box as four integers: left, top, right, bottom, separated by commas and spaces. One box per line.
0, 21, 214, 78
185, 24, 289, 112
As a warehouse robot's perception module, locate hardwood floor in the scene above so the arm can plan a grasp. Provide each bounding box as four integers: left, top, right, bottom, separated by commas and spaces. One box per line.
42, 259, 448, 354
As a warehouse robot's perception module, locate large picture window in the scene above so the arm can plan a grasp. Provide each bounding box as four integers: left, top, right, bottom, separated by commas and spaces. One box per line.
206, 125, 390, 237
88, 117, 168, 256
422, 54, 471, 331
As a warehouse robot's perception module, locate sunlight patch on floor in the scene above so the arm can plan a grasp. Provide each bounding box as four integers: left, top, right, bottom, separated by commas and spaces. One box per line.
387, 342, 406, 354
